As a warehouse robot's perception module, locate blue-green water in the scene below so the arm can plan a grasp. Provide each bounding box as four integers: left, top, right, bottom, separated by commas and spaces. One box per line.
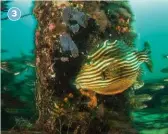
1, 1, 36, 59
130, 0, 168, 80
2, 1, 168, 79
1, 1, 168, 133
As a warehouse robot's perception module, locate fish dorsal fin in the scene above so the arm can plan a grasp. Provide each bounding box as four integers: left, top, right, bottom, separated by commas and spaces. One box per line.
110, 40, 118, 46
88, 40, 118, 60
102, 40, 117, 47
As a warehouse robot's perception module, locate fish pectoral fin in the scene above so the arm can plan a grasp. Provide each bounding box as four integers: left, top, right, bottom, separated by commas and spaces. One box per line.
101, 70, 112, 80
102, 66, 119, 80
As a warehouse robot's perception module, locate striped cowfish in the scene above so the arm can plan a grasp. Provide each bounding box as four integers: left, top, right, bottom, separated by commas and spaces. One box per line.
74, 40, 152, 95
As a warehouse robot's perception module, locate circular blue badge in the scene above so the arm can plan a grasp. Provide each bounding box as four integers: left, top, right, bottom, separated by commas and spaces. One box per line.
7, 7, 21, 21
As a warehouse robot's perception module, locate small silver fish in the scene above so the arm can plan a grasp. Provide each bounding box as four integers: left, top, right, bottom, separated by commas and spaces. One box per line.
161, 95, 168, 104
163, 78, 168, 82
146, 84, 165, 91
161, 67, 168, 73
131, 81, 144, 90
0, 62, 13, 73
129, 94, 152, 103
160, 105, 168, 111
25, 61, 35, 68
163, 55, 168, 59
132, 102, 148, 110
13, 67, 28, 76
1, 49, 8, 53
14, 72, 21, 76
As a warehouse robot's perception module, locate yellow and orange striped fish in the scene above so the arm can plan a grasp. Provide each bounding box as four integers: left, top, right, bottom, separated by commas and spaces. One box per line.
75, 40, 152, 95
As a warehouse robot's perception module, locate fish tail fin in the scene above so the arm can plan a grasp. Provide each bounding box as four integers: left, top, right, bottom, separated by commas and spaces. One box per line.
138, 42, 153, 72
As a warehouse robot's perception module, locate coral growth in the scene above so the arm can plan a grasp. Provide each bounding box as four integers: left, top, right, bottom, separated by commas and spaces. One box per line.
33, 1, 140, 133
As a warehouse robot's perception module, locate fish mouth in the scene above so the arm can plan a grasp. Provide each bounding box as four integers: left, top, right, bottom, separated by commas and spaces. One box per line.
73, 80, 81, 89
75, 81, 82, 89
76, 84, 81, 89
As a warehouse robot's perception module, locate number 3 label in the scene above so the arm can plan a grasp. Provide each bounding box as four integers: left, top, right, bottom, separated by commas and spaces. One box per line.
11, 10, 17, 17
7, 7, 21, 21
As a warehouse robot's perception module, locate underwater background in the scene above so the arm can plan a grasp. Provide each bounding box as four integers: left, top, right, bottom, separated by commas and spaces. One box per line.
1, 0, 168, 134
